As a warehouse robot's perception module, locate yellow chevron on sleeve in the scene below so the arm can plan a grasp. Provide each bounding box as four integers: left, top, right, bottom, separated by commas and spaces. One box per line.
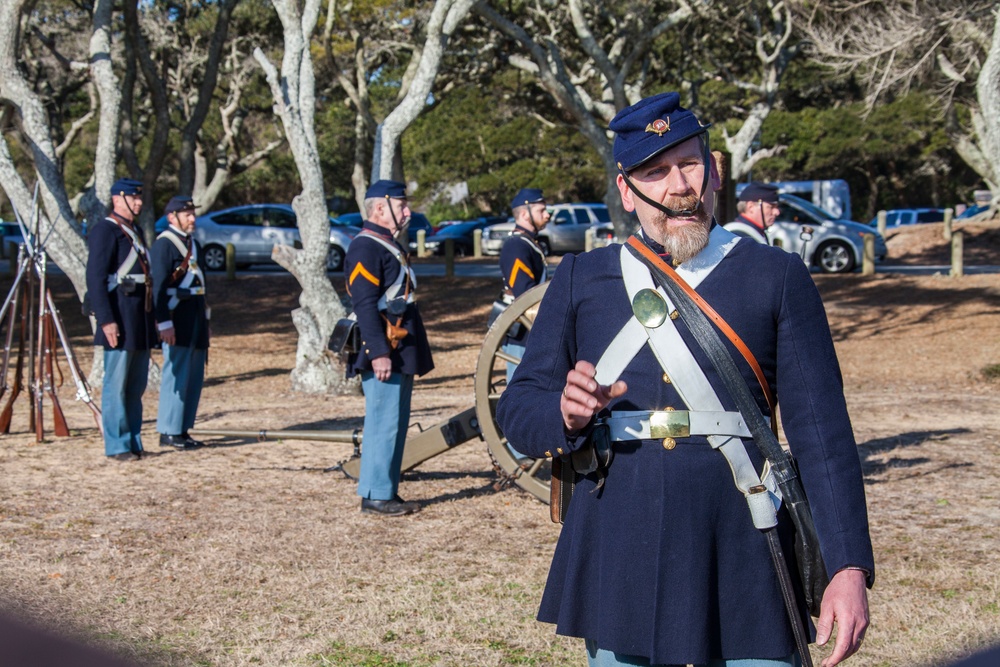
508, 258, 535, 286
349, 262, 379, 287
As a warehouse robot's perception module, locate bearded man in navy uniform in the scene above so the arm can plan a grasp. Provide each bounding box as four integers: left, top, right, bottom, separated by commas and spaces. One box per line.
497, 93, 873, 667
151, 195, 209, 450
86, 178, 159, 461
724, 182, 782, 244
345, 180, 434, 517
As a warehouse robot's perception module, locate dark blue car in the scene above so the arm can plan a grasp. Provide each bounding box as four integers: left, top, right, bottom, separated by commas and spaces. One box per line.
417, 218, 493, 256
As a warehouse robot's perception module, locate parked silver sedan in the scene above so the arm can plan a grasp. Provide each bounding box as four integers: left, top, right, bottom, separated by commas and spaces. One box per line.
157, 204, 358, 272
766, 194, 887, 273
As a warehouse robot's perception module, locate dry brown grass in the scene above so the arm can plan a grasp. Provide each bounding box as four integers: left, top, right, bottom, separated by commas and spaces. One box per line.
0, 259, 998, 666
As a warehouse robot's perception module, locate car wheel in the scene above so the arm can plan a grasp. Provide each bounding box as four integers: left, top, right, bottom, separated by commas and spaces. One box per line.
538, 237, 551, 256
327, 245, 345, 272
202, 244, 227, 271
815, 240, 855, 274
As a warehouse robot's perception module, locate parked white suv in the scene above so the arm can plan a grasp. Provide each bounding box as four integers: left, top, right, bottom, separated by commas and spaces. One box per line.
480, 202, 612, 255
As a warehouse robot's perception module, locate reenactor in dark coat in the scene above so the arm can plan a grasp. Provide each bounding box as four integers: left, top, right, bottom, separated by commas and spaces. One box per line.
151, 195, 209, 450
85, 178, 159, 461
497, 93, 874, 667
498, 188, 550, 457
498, 187, 550, 372
345, 180, 434, 516
725, 181, 782, 243
499, 188, 551, 301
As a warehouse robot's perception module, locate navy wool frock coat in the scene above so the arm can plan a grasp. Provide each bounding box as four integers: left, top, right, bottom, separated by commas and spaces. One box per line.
344, 222, 434, 379
496, 234, 874, 664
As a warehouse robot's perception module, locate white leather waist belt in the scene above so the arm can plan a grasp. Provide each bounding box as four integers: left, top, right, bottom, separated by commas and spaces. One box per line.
107, 273, 147, 291
599, 409, 754, 440
168, 286, 205, 296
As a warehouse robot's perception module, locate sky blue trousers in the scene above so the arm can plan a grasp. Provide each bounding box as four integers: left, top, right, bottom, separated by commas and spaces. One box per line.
357, 371, 413, 500
157, 344, 206, 436
102, 349, 149, 456
586, 639, 801, 667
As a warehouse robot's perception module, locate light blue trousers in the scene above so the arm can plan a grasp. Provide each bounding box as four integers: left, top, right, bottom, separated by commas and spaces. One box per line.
586, 639, 801, 667
157, 344, 206, 436
357, 371, 413, 500
102, 349, 149, 456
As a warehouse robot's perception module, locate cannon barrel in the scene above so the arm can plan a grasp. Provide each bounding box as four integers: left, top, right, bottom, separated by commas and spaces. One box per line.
188, 428, 362, 444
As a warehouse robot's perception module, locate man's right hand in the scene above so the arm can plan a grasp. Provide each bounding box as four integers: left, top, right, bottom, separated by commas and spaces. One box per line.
160, 326, 176, 347
101, 322, 120, 348
372, 354, 392, 382
561, 360, 627, 434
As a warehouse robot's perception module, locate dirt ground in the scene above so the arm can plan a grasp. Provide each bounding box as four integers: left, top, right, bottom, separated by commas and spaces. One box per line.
0, 221, 998, 667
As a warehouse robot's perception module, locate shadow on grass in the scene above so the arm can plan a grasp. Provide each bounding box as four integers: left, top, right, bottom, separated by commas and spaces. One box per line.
857, 428, 972, 480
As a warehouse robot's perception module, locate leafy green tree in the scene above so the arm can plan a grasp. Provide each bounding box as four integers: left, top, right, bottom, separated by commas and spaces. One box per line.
402, 73, 606, 219
753, 92, 978, 219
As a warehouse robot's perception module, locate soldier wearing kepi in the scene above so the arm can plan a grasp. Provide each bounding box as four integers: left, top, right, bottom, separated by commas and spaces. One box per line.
86, 178, 159, 462
151, 195, 209, 450
725, 181, 782, 244
498, 187, 550, 378
497, 92, 873, 667
345, 180, 434, 517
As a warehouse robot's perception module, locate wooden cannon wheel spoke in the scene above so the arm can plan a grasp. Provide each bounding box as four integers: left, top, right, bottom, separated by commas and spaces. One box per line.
474, 283, 551, 504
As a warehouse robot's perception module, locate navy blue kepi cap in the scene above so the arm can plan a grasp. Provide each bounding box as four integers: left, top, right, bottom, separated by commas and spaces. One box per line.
111, 178, 143, 197
164, 195, 196, 214
739, 182, 780, 205
610, 92, 711, 172
366, 180, 407, 199
511, 188, 545, 210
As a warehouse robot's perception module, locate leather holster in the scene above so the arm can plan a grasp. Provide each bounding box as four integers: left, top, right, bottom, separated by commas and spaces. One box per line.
549, 424, 613, 524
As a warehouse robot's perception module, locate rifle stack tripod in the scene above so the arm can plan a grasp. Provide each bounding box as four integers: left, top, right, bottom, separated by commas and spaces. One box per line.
0, 194, 101, 441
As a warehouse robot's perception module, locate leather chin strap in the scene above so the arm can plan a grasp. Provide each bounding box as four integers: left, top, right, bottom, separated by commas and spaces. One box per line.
384, 195, 407, 236
522, 200, 543, 232
618, 135, 711, 219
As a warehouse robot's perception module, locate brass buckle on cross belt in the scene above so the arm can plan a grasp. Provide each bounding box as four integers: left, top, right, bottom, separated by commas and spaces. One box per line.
649, 411, 691, 439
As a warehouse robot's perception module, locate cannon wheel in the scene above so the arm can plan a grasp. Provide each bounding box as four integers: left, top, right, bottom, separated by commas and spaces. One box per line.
474, 282, 551, 503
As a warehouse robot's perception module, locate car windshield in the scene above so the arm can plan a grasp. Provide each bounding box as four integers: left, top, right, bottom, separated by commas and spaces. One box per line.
592, 206, 611, 223
780, 194, 837, 221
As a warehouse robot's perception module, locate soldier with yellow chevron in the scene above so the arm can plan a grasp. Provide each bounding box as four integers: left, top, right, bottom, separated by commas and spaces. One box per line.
498, 188, 551, 376
344, 180, 434, 517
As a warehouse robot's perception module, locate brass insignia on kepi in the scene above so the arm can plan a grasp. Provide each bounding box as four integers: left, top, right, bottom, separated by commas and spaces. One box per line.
632, 288, 668, 328
645, 118, 670, 136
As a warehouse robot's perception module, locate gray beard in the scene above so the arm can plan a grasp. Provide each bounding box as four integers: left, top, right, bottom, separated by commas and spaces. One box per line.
645, 211, 711, 263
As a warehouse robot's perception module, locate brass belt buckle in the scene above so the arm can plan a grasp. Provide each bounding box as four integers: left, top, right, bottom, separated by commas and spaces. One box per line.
649, 410, 690, 438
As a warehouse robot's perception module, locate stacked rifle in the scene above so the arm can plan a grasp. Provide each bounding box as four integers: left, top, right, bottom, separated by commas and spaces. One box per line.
0, 187, 101, 440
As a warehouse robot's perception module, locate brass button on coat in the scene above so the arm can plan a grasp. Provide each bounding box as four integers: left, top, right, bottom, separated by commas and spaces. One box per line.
662, 437, 677, 450
662, 373, 671, 384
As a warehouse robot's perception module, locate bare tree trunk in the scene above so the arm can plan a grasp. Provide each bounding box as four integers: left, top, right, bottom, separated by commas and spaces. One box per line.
972, 8, 1000, 205
0, 0, 88, 300
122, 2, 171, 239
371, 0, 476, 181
77, 0, 121, 228
256, 0, 347, 394
177, 0, 239, 197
